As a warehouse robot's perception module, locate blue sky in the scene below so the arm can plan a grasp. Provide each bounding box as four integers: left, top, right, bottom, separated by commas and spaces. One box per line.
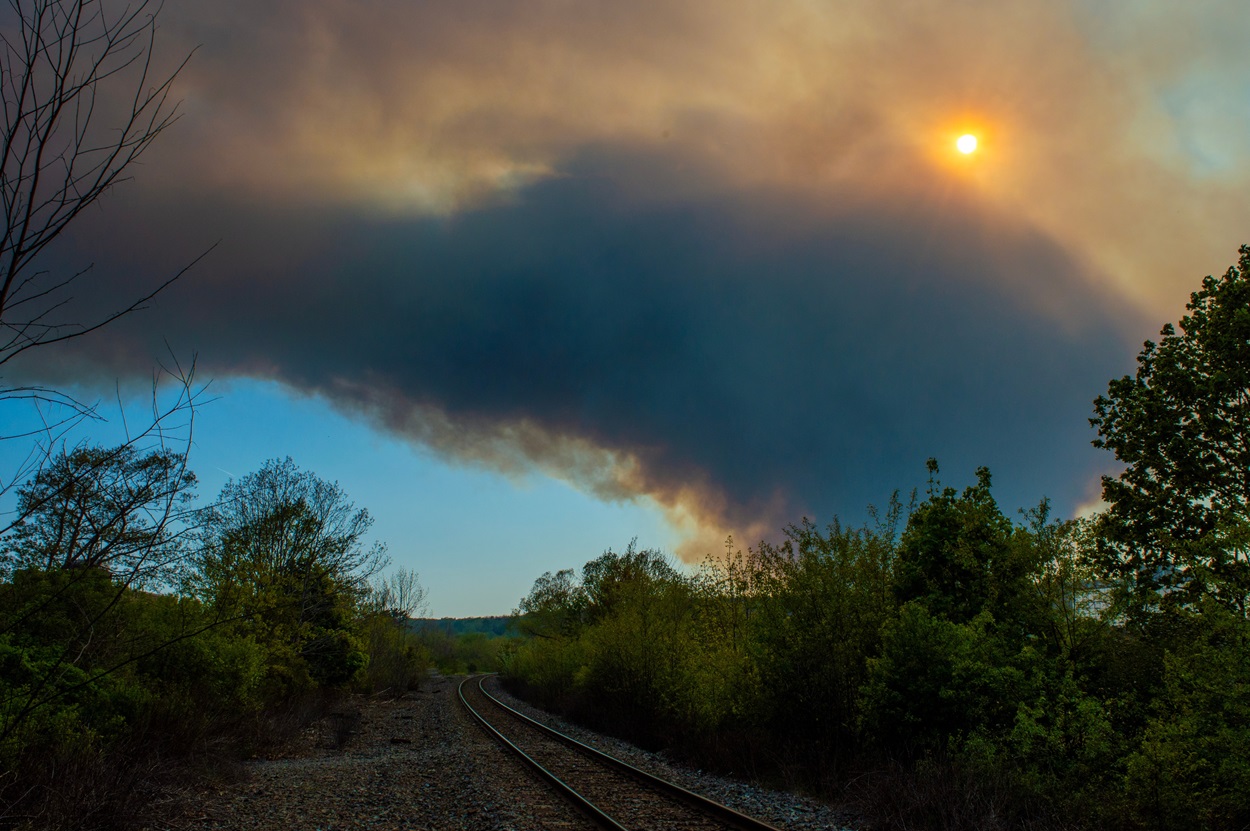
0, 378, 679, 616
188, 380, 679, 616
3, 0, 1248, 617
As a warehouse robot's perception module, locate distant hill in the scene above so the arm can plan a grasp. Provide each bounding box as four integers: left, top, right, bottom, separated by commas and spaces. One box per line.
409, 616, 516, 637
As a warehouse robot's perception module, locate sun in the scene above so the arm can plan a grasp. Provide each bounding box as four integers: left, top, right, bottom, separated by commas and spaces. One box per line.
956, 134, 978, 154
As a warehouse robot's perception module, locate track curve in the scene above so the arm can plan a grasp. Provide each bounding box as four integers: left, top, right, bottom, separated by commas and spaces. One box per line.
458, 675, 785, 831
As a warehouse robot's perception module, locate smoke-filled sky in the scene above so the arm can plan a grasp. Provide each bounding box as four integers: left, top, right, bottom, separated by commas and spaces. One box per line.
6, 0, 1250, 614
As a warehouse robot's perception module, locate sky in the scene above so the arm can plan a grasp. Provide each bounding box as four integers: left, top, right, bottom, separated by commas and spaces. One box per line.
3, 0, 1249, 616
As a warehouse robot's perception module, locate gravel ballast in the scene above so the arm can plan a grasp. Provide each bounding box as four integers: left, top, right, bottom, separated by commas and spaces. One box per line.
483, 676, 856, 831
154, 675, 857, 831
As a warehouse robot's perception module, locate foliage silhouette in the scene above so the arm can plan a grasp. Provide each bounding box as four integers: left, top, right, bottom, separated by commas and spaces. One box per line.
1092, 245, 1250, 616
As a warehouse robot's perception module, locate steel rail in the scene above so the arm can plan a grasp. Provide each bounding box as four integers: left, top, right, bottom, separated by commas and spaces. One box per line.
473, 675, 785, 831
457, 676, 628, 831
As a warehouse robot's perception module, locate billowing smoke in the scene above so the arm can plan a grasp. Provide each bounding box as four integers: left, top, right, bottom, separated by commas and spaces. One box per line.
11, 0, 1249, 555
28, 144, 1129, 553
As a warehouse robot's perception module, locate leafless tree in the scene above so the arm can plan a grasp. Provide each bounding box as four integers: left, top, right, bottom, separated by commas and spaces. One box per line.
0, 0, 206, 523
0, 0, 206, 499
369, 567, 430, 620
0, 0, 196, 367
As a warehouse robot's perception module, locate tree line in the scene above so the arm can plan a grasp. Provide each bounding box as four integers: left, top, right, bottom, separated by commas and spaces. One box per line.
504, 248, 1250, 831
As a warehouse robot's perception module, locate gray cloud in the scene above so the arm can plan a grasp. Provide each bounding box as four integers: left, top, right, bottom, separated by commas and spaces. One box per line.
28, 143, 1136, 551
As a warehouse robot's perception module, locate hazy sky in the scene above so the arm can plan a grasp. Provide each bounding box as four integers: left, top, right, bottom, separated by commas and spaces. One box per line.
5, 0, 1249, 615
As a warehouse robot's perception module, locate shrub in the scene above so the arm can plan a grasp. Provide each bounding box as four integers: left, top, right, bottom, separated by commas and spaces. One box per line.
1124, 607, 1250, 830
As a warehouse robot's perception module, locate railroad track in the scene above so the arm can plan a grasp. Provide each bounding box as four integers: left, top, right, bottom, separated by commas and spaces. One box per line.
458, 675, 785, 831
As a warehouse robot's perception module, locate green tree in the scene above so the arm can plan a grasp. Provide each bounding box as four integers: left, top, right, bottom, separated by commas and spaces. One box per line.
574, 544, 692, 739
507, 543, 698, 744
514, 568, 586, 640
893, 462, 1037, 630
750, 503, 901, 767
358, 567, 431, 692
0, 445, 198, 760
684, 540, 764, 740
579, 542, 680, 622
2, 445, 196, 587
1025, 511, 1110, 672
192, 458, 386, 689
860, 602, 1023, 752
1123, 605, 1250, 830
1091, 245, 1250, 615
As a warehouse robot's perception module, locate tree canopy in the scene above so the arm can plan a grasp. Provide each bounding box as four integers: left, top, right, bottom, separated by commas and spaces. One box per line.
191, 457, 389, 686
1091, 245, 1250, 615
1, 444, 196, 586
194, 456, 387, 607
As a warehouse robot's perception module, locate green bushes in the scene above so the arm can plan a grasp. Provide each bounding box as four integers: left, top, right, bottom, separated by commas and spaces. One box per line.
1123, 606, 1250, 830
0, 568, 271, 828
749, 511, 898, 771
0, 453, 431, 829
862, 605, 1023, 753
358, 612, 430, 693
507, 544, 698, 744
506, 629, 589, 707
505, 242, 1250, 827
503, 469, 1249, 828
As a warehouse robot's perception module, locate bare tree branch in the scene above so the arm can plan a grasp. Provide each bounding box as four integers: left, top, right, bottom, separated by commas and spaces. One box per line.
0, 0, 198, 366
